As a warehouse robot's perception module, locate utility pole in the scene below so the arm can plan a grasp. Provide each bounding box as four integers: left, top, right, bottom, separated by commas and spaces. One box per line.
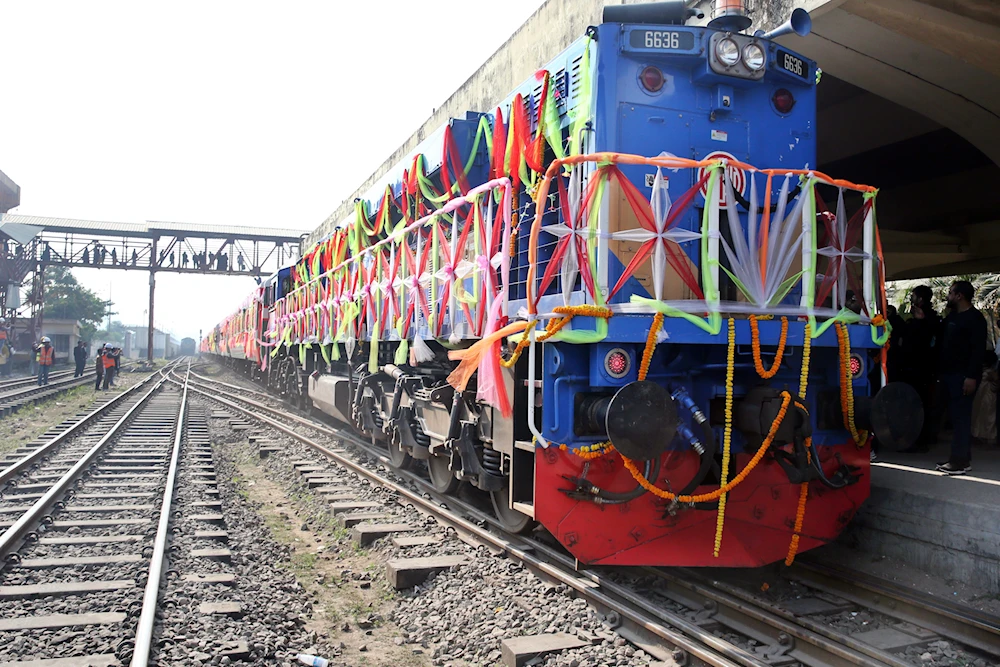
147, 237, 157, 363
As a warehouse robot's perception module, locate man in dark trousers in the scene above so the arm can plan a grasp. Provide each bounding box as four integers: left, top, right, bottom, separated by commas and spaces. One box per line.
936, 280, 987, 475
102, 344, 116, 390
95, 347, 105, 390
73, 341, 87, 377
900, 285, 941, 452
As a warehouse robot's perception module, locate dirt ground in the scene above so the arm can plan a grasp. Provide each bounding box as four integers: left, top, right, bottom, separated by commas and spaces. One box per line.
0, 368, 148, 456
228, 449, 433, 667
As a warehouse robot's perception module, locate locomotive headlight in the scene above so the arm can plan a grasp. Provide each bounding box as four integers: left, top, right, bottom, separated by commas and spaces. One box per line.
742, 43, 765, 71
716, 38, 740, 66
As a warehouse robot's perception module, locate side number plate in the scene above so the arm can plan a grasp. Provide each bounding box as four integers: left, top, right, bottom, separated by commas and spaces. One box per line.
776, 49, 808, 79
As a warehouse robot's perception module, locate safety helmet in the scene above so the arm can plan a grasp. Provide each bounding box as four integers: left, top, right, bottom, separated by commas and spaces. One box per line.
40, 336, 50, 343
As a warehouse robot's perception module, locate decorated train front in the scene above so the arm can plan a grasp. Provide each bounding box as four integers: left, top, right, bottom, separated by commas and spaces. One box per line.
204, 1, 919, 568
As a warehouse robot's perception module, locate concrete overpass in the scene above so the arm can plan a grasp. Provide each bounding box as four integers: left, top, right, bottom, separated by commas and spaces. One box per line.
311, 0, 1000, 280
763, 0, 1000, 279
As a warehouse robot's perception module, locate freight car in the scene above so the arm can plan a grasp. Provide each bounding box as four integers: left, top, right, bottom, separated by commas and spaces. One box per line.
204, 1, 919, 567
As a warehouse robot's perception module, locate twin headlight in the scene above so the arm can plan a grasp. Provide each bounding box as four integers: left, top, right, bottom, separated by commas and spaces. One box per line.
715, 38, 765, 71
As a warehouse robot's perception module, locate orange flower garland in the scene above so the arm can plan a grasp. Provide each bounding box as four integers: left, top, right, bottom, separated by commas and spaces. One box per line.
750, 315, 788, 379
784, 444, 811, 566
621, 391, 793, 504
500, 305, 614, 368
639, 313, 664, 382
559, 441, 615, 460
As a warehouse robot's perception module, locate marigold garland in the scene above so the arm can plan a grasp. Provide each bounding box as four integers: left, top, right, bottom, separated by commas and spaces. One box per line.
799, 322, 812, 400
750, 315, 788, 379
639, 313, 664, 382
714, 318, 736, 557
500, 305, 614, 368
835, 322, 867, 447
620, 391, 792, 504
559, 441, 615, 460
784, 444, 811, 566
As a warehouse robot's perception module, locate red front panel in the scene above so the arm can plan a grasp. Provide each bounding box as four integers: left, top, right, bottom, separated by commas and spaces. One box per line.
534, 443, 870, 567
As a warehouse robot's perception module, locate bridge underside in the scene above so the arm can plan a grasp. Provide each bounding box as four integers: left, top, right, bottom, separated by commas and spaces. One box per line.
781, 0, 1000, 280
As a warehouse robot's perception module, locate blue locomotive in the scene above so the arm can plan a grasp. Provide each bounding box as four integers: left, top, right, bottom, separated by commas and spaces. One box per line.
205, 1, 917, 567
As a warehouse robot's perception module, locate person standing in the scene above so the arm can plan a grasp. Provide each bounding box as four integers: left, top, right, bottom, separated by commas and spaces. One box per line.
35, 337, 54, 386
935, 280, 987, 475
885, 305, 906, 384
102, 345, 117, 390
900, 285, 941, 452
95, 347, 105, 390
73, 340, 87, 377
111, 347, 121, 386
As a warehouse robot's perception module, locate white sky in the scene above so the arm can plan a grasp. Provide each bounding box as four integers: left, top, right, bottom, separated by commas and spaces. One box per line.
1, 0, 547, 341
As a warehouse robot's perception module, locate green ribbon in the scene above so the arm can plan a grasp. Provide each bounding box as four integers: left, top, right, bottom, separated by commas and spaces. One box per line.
394, 339, 409, 365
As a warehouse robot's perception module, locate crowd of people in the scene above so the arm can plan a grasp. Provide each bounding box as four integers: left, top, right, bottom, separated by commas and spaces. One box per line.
881, 280, 998, 476
95, 344, 121, 390
27, 339, 123, 390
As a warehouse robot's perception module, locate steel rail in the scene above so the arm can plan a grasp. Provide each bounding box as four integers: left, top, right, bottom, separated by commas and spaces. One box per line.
0, 373, 96, 402
182, 369, 1000, 667
0, 364, 175, 562
129, 361, 190, 667
172, 374, 758, 667
0, 369, 163, 487
175, 375, 894, 667
791, 559, 1000, 657
185, 366, 270, 398
649, 567, 910, 667
0, 367, 81, 390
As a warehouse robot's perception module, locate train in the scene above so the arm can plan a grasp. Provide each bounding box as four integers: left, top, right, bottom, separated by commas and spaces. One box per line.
203, 0, 920, 568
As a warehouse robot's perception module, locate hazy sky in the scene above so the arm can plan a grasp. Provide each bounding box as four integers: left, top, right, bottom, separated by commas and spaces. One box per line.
1, 0, 547, 340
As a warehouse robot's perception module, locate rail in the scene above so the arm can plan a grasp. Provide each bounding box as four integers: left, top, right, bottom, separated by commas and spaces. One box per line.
180, 364, 1000, 667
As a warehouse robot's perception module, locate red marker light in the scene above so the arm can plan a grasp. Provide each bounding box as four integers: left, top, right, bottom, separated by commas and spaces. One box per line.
773, 88, 796, 114
640, 66, 664, 93
849, 355, 863, 379
605, 349, 631, 378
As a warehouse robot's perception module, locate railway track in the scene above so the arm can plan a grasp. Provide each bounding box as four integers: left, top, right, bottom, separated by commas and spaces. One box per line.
181, 363, 1000, 667
0, 368, 83, 392
0, 360, 192, 666
0, 364, 135, 419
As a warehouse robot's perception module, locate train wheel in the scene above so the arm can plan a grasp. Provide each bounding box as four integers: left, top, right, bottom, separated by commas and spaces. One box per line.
490, 487, 536, 534
387, 434, 413, 470
427, 453, 459, 494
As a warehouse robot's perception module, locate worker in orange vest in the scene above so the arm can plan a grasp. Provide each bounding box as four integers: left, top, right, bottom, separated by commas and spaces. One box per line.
102, 344, 117, 390
35, 336, 54, 386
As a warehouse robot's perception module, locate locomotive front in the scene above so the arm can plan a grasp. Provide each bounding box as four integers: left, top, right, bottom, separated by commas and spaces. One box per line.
523, 1, 918, 566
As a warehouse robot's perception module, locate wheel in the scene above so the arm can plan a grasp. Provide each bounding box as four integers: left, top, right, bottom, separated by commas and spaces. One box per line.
491, 487, 536, 534
427, 452, 459, 494
387, 432, 413, 470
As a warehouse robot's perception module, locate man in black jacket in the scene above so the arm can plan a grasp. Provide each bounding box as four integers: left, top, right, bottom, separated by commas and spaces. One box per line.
900, 285, 941, 452
936, 280, 987, 475
73, 341, 87, 377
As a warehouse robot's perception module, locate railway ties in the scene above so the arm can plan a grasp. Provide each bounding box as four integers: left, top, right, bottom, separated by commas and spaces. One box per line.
0, 366, 133, 420
0, 361, 193, 666
184, 362, 1000, 667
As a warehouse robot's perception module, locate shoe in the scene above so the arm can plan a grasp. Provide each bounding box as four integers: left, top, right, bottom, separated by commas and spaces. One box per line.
935, 462, 971, 475
870, 450, 879, 463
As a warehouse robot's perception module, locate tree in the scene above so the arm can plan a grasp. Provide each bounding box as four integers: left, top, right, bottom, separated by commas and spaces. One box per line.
43, 267, 108, 342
